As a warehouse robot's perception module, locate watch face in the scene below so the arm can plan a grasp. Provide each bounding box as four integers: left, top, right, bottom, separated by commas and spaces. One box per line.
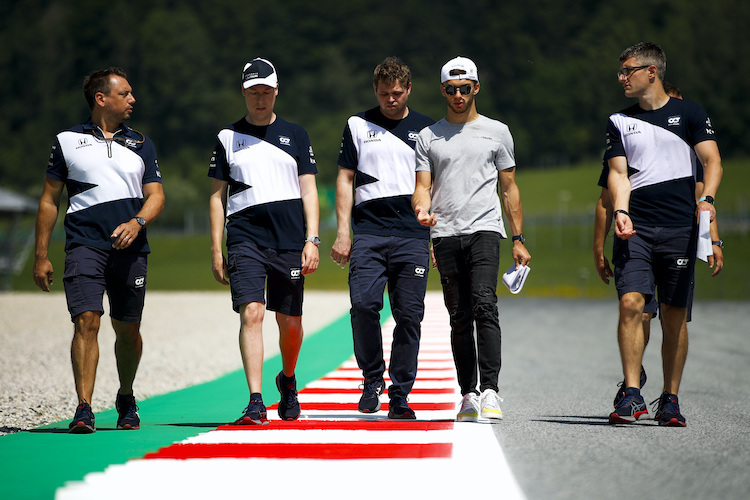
136, 217, 146, 227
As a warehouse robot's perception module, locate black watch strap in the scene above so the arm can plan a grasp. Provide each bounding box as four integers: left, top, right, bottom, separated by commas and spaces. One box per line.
511, 233, 525, 244
712, 240, 724, 248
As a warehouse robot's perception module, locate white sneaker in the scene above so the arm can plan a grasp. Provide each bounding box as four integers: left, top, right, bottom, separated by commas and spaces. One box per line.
480, 388, 504, 420
456, 393, 480, 422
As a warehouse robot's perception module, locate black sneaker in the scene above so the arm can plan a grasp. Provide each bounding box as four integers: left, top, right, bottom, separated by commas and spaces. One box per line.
235, 394, 268, 425
609, 387, 648, 424
116, 392, 140, 430
276, 371, 300, 421
69, 402, 96, 434
358, 377, 385, 413
613, 366, 648, 407
652, 392, 687, 427
388, 396, 416, 420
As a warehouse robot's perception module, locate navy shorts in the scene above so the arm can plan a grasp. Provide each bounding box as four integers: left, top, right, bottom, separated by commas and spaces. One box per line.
63, 245, 148, 323
226, 241, 304, 316
652, 281, 695, 322
613, 225, 697, 309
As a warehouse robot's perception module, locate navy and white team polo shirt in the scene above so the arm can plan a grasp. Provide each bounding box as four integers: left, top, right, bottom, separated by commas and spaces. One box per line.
46, 119, 162, 253
603, 97, 716, 227
209, 117, 317, 251
338, 107, 434, 239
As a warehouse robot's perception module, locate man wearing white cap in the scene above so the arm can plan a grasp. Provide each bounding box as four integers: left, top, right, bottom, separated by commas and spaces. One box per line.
412, 56, 530, 422
208, 57, 320, 424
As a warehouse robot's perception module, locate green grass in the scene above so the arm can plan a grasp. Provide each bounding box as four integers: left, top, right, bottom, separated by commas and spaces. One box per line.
11, 158, 750, 299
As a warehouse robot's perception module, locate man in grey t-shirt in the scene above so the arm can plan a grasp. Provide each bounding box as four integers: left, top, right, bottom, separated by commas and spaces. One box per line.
412, 56, 531, 422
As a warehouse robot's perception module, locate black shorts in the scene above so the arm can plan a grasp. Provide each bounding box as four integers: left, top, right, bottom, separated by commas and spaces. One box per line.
63, 245, 148, 323
613, 225, 697, 309
226, 241, 304, 316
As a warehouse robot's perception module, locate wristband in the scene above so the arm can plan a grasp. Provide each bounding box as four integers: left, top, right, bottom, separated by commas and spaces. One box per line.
614, 209, 630, 218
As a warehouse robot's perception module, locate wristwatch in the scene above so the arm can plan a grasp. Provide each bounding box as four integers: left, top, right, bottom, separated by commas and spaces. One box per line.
305, 236, 321, 246
511, 234, 525, 244
699, 196, 715, 205
712, 240, 724, 248
135, 216, 146, 227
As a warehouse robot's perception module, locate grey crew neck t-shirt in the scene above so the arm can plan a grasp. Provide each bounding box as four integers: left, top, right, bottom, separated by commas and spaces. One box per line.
415, 114, 516, 239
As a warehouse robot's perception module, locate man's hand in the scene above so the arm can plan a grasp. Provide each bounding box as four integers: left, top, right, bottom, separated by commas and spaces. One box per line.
696, 201, 716, 222
594, 252, 614, 284
512, 242, 531, 269
330, 235, 351, 268
709, 245, 724, 277
415, 206, 437, 227
32, 258, 54, 292
110, 219, 141, 250
302, 242, 319, 275
211, 250, 229, 285
614, 212, 636, 240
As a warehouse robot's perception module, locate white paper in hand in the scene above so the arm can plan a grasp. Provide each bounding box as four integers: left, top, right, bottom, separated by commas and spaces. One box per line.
696, 210, 712, 263
502, 263, 530, 294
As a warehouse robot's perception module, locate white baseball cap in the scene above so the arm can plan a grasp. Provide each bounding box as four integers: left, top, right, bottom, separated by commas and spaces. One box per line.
242, 58, 278, 89
440, 56, 479, 83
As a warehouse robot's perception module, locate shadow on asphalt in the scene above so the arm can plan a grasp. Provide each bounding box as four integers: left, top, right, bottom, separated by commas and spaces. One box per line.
532, 415, 639, 426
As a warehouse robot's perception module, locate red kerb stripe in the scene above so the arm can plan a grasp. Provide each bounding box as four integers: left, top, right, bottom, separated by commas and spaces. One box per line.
144, 442, 452, 460
266, 402, 454, 411
215, 419, 455, 431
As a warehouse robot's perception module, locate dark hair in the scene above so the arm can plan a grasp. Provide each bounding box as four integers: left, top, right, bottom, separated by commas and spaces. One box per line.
662, 81, 682, 98
373, 56, 411, 88
619, 42, 666, 80
83, 67, 128, 110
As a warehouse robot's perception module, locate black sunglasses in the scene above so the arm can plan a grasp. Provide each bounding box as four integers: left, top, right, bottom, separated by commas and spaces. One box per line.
443, 84, 473, 95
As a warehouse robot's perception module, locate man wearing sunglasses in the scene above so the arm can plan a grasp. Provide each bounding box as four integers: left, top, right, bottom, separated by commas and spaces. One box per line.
413, 56, 530, 422
605, 42, 723, 427
33, 67, 165, 433
332, 57, 434, 419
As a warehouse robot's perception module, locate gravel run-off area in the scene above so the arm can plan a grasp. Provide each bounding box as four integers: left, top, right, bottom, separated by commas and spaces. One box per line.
0, 291, 350, 435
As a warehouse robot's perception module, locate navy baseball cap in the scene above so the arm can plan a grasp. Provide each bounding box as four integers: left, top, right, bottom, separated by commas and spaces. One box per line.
242, 58, 278, 88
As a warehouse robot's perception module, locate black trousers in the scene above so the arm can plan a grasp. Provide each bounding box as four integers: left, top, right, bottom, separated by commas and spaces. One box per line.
433, 231, 502, 395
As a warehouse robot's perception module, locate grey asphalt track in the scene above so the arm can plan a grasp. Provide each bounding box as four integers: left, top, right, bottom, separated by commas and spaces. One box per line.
490, 298, 750, 500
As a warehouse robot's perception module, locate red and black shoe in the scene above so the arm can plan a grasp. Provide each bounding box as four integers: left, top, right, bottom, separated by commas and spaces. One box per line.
613, 366, 648, 407
609, 387, 648, 424
69, 402, 96, 434
652, 392, 687, 427
234, 393, 269, 425
116, 392, 140, 430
